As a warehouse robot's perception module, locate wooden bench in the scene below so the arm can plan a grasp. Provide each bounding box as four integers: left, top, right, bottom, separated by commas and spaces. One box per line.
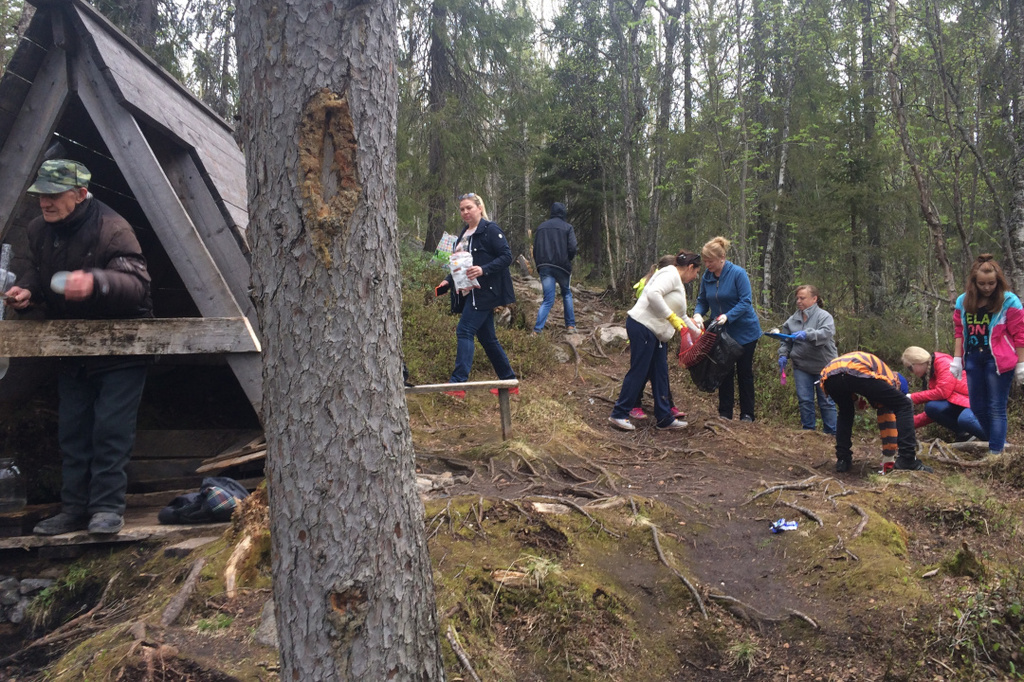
405, 379, 520, 440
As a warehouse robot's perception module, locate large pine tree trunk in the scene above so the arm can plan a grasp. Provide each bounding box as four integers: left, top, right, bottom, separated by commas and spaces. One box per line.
236, 0, 446, 678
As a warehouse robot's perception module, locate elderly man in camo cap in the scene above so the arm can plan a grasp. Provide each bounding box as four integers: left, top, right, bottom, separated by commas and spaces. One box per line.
4, 159, 153, 536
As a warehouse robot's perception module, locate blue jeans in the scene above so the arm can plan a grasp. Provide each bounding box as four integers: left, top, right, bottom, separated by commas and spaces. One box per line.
533, 266, 575, 332
923, 401, 985, 440
794, 368, 836, 434
612, 318, 674, 426
964, 351, 1013, 452
450, 306, 516, 383
58, 363, 148, 515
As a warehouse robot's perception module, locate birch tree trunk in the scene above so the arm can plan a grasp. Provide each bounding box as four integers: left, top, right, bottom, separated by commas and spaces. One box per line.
236, 0, 446, 678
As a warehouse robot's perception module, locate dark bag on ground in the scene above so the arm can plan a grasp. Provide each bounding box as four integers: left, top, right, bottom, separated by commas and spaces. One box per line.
680, 322, 745, 393
158, 477, 249, 524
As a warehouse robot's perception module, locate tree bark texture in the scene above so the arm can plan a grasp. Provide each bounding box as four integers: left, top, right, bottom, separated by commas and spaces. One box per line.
1008, 0, 1024, 293
235, 1, 446, 679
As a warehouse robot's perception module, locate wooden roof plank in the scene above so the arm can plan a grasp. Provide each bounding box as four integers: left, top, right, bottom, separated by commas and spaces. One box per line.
0, 318, 261, 356
75, 53, 242, 320
0, 47, 69, 240
72, 7, 248, 230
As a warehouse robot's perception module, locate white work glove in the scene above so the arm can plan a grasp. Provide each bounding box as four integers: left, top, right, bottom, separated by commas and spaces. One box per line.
949, 356, 963, 380
692, 313, 704, 331
1015, 362, 1024, 385
715, 314, 728, 326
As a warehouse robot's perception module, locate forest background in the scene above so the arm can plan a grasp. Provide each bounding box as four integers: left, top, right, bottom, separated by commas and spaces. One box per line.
3, 0, 1024, 345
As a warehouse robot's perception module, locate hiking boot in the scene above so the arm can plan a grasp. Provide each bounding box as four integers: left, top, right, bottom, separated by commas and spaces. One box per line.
490, 386, 520, 395
33, 512, 89, 536
608, 417, 636, 431
894, 457, 933, 473
670, 407, 686, 418
629, 407, 647, 420
88, 512, 124, 534
835, 457, 852, 473
444, 390, 466, 399
657, 419, 688, 430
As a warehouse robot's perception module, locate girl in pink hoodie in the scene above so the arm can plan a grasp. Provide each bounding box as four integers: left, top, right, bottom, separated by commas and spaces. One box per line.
951, 255, 1024, 455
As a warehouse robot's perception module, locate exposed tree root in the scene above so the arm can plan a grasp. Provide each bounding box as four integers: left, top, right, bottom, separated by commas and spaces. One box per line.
527, 494, 621, 538
1, 572, 121, 665
745, 476, 821, 504
648, 522, 707, 619
161, 559, 205, 627
707, 593, 819, 630
777, 500, 824, 526
848, 503, 869, 539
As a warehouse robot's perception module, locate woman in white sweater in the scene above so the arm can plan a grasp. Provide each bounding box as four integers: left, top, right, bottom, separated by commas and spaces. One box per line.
609, 251, 702, 431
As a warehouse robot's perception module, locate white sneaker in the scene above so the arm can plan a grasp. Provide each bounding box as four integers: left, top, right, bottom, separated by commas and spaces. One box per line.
608, 417, 636, 431
657, 419, 688, 430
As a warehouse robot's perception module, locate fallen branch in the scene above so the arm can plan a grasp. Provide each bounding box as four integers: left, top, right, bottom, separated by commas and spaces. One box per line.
225, 535, 254, 599
161, 559, 206, 627
650, 524, 707, 619
777, 500, 824, 527
446, 624, 482, 682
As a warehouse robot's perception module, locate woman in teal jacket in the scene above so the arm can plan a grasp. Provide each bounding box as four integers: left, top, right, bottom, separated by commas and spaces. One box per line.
694, 236, 762, 421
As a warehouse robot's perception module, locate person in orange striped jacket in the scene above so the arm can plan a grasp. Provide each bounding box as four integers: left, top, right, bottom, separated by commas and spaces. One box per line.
820, 351, 932, 473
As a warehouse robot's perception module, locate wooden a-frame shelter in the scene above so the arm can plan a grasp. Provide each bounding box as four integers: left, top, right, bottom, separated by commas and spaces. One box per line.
0, 0, 262, 416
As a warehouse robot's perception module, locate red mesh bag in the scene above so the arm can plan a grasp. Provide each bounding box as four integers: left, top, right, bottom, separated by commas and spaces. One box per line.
679, 328, 718, 368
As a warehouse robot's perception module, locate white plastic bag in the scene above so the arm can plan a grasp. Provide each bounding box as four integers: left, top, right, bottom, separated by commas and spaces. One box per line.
449, 251, 479, 292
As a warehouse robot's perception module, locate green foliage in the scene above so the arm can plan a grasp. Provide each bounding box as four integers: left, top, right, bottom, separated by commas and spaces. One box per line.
196, 612, 235, 633
939, 573, 1024, 678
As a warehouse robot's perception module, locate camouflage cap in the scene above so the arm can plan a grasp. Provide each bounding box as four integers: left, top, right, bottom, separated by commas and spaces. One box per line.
27, 159, 91, 195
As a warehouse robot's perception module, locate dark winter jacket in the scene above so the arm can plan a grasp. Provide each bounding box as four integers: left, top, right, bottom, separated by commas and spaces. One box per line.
532, 203, 577, 274
443, 218, 516, 313
17, 197, 153, 321
16, 197, 153, 374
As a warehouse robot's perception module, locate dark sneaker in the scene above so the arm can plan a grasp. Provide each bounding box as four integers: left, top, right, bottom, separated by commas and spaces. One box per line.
88, 512, 124, 534
835, 458, 852, 473
33, 512, 89, 536
740, 414, 754, 423
894, 457, 933, 473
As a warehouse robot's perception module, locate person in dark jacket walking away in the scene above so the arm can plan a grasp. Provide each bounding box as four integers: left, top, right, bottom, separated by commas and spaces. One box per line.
436, 193, 517, 399
5, 160, 153, 536
532, 202, 577, 334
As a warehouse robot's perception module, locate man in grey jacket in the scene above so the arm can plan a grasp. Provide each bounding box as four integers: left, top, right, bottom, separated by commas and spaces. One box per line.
776, 285, 838, 434
532, 202, 577, 334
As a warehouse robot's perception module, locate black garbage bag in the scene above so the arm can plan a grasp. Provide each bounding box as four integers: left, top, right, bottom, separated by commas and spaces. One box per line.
684, 323, 745, 393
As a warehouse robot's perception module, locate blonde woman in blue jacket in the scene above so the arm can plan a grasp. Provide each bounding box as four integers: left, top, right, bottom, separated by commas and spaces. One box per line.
694, 236, 762, 421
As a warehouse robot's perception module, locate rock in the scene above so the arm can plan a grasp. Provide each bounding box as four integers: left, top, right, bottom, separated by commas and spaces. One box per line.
19, 578, 54, 595
0, 577, 18, 593
552, 345, 572, 364
525, 278, 543, 295
0, 589, 18, 606
254, 599, 279, 649
598, 326, 628, 348
8, 596, 30, 624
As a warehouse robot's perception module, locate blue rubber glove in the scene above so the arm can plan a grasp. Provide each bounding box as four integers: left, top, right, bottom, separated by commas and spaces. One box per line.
778, 356, 787, 372
793, 330, 807, 341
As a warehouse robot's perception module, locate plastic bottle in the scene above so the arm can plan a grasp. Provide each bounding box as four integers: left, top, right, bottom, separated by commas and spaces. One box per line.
780, 370, 787, 386
0, 458, 26, 513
